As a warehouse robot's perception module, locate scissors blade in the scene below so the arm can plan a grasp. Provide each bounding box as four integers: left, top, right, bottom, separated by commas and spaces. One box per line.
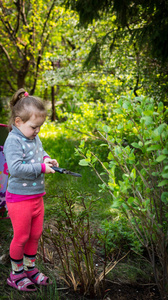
63, 170, 82, 177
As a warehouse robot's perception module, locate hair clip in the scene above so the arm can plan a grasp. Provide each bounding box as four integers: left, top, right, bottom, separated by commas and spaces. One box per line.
24, 92, 29, 97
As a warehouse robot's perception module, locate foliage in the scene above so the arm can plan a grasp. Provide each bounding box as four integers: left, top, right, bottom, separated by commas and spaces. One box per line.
100, 216, 143, 255
65, 0, 168, 63
76, 94, 168, 300
1, 0, 168, 115
0, 0, 66, 94
42, 12, 168, 117
53, 0, 167, 106
39, 128, 141, 297
42, 187, 127, 298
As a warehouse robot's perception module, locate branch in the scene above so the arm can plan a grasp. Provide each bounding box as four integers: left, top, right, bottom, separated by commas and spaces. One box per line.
6, 79, 16, 92
13, 0, 28, 29
65, 126, 99, 139
77, 149, 115, 198
40, 0, 57, 45
0, 2, 26, 58
30, 1, 58, 94
30, 54, 42, 94
0, 43, 18, 73
14, 0, 21, 34
0, 2, 16, 41
20, 0, 28, 26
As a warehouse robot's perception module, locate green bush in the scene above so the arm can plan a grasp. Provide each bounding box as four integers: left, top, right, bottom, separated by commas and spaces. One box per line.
76, 94, 168, 300
100, 216, 143, 255
43, 188, 108, 298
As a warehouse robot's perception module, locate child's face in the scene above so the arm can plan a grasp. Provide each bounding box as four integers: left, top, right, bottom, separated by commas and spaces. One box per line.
15, 113, 45, 140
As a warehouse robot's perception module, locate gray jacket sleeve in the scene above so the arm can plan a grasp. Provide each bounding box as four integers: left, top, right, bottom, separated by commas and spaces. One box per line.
37, 136, 50, 159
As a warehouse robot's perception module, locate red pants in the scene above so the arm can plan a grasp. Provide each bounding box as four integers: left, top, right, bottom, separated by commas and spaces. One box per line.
7, 197, 44, 260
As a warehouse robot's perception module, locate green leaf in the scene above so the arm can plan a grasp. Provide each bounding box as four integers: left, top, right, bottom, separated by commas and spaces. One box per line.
162, 149, 168, 155
86, 150, 91, 158
127, 197, 134, 204
157, 102, 164, 112
161, 172, 168, 179
103, 125, 111, 133
147, 145, 161, 151
123, 101, 130, 110
131, 142, 142, 148
156, 155, 166, 162
141, 116, 153, 125
79, 159, 89, 166
130, 168, 136, 179
122, 203, 129, 210
114, 108, 123, 114
108, 152, 114, 160
80, 140, 85, 149
117, 124, 124, 130
152, 171, 159, 176
92, 157, 97, 163
111, 201, 121, 209
157, 124, 166, 135
161, 192, 168, 204
145, 141, 152, 146
158, 180, 168, 187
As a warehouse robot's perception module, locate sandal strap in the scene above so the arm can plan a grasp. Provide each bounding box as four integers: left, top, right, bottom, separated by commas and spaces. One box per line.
26, 267, 39, 277
10, 271, 27, 282
36, 272, 45, 284
25, 268, 50, 285
17, 277, 34, 290
25, 268, 45, 283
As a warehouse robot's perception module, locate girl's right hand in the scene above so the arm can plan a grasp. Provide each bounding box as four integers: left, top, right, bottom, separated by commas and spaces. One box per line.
44, 163, 55, 174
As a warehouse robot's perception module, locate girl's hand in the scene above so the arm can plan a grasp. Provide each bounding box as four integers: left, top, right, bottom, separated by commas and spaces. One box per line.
44, 157, 59, 167
43, 157, 59, 174
50, 158, 59, 167
44, 163, 55, 174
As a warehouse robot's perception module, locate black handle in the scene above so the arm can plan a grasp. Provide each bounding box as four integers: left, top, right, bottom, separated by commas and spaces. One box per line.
51, 166, 82, 177
51, 166, 66, 173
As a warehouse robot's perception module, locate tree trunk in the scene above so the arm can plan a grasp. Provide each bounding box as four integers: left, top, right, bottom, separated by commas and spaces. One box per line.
51, 86, 56, 121
17, 71, 26, 89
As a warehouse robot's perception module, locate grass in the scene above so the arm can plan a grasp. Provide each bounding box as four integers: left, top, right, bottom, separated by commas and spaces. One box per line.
40, 128, 113, 222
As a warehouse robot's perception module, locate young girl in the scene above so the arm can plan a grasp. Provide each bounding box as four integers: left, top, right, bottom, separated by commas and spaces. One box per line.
4, 88, 58, 292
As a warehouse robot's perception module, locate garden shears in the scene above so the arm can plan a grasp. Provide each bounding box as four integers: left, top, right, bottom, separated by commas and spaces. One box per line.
51, 166, 82, 177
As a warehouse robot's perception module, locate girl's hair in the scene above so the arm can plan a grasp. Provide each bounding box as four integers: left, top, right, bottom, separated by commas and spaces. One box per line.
9, 88, 47, 125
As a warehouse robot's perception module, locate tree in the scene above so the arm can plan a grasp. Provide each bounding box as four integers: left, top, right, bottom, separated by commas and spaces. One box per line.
0, 0, 61, 94
64, 0, 168, 64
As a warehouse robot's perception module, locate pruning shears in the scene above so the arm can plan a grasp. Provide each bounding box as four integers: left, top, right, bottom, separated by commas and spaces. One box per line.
51, 166, 82, 177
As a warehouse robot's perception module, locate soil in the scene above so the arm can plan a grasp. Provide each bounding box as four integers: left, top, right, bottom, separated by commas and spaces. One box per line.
57, 282, 161, 300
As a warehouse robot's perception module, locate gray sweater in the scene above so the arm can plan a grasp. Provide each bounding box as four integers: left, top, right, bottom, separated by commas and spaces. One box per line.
3, 125, 49, 195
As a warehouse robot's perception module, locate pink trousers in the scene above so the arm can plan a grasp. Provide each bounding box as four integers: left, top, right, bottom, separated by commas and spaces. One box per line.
7, 197, 44, 260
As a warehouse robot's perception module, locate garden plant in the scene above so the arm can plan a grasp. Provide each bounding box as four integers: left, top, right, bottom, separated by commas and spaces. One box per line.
76, 94, 168, 300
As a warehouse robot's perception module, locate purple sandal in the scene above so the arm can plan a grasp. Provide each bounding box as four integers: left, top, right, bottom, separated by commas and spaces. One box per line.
7, 272, 37, 292
25, 268, 52, 286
